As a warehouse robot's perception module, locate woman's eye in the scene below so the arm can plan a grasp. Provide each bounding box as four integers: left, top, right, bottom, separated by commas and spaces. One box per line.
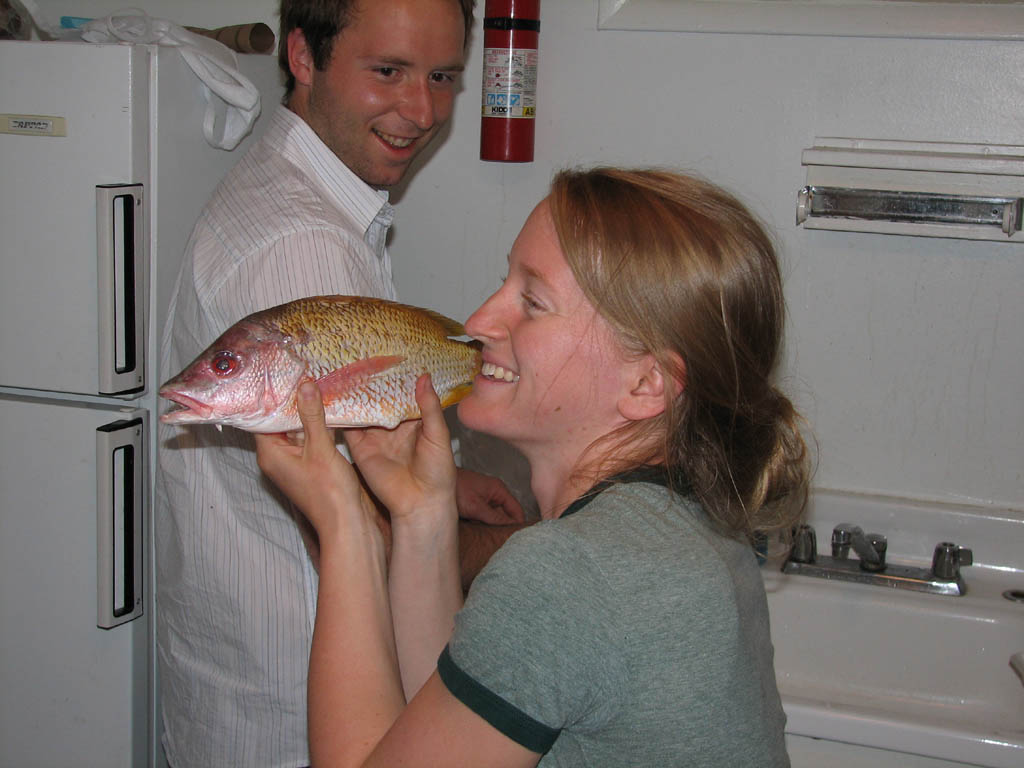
521, 293, 543, 311
211, 351, 239, 376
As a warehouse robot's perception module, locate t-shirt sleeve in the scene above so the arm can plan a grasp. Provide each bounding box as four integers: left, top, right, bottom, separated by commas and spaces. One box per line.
440, 523, 627, 753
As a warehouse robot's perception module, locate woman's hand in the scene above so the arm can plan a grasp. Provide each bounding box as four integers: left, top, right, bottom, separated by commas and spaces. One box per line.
255, 380, 381, 545
344, 374, 458, 527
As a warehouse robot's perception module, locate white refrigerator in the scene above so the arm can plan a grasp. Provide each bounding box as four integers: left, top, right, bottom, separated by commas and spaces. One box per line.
0, 40, 281, 767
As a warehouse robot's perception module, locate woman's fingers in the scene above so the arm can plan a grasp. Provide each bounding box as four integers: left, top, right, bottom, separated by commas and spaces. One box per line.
255, 381, 352, 526
296, 380, 334, 456
415, 373, 451, 450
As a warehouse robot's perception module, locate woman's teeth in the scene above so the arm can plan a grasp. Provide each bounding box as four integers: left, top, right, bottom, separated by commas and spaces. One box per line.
481, 362, 519, 383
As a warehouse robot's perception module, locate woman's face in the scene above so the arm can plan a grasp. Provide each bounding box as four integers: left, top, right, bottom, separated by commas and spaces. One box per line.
457, 199, 636, 467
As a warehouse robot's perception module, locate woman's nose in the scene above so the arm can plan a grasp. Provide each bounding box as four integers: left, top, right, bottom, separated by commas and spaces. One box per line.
464, 291, 506, 343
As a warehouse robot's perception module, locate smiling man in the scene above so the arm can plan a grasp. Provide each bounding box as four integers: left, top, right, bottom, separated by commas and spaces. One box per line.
286, 0, 468, 187
155, 3, 526, 768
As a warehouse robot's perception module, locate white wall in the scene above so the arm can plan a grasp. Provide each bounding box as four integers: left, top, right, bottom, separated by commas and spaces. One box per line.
31, 0, 1022, 511
394, 2, 1024, 512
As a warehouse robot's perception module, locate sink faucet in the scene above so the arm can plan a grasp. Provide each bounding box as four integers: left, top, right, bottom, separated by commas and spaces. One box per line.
782, 523, 972, 596
831, 524, 887, 572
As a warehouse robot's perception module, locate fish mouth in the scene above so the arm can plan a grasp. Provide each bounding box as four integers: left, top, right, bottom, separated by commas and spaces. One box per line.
158, 390, 214, 422
480, 361, 519, 383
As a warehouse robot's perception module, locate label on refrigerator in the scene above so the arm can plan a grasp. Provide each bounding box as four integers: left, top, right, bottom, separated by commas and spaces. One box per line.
0, 113, 67, 137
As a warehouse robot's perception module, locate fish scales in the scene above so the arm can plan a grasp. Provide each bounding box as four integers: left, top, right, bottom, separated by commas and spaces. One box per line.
281, 298, 452, 373
159, 295, 481, 433
281, 300, 472, 400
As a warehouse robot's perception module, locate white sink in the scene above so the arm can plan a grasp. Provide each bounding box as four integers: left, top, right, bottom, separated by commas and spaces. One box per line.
764, 489, 1024, 768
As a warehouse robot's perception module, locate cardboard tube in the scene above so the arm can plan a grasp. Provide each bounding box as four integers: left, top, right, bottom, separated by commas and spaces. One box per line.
1, 0, 30, 39
186, 22, 276, 54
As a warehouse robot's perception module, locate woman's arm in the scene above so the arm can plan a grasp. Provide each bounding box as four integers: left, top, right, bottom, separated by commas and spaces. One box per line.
309, 508, 403, 765
257, 381, 543, 767
388, 502, 462, 699
344, 375, 464, 698
363, 672, 542, 768
255, 382, 405, 765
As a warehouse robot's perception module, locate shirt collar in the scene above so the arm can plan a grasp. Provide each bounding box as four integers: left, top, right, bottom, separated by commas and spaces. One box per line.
366, 198, 395, 261
270, 105, 392, 241
559, 466, 683, 519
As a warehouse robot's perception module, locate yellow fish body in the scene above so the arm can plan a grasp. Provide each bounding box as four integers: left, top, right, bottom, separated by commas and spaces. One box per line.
159, 295, 481, 433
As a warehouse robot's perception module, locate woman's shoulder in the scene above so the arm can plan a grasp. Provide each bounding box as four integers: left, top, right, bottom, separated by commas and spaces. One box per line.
567, 480, 762, 591
482, 516, 594, 580
478, 478, 758, 596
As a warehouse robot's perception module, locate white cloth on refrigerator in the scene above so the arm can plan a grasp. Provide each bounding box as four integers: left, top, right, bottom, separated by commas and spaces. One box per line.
81, 10, 261, 150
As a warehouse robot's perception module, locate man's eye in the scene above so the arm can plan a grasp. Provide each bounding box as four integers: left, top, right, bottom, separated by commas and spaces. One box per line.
430, 72, 456, 85
376, 67, 397, 77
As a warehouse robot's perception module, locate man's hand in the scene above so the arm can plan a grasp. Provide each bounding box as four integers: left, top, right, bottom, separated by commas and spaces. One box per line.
455, 468, 526, 525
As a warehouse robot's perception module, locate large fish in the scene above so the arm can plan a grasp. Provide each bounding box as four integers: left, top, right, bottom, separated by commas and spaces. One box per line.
159, 295, 481, 433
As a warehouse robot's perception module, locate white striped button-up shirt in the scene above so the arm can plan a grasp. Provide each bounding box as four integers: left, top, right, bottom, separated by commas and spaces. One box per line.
156, 105, 397, 768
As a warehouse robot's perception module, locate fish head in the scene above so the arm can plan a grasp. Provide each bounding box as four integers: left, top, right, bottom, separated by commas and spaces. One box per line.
159, 319, 307, 431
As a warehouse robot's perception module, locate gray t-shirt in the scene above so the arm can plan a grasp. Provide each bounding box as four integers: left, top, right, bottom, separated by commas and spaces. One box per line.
439, 470, 789, 767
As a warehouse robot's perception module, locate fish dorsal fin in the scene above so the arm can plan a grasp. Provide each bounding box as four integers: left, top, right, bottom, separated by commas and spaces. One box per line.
316, 355, 405, 403
300, 295, 468, 338
422, 309, 466, 338
389, 301, 465, 338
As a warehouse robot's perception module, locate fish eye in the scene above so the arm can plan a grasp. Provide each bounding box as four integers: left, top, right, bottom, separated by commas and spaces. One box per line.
211, 351, 239, 376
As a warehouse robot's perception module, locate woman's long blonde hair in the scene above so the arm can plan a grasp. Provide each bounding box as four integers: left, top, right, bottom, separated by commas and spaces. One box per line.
549, 167, 810, 544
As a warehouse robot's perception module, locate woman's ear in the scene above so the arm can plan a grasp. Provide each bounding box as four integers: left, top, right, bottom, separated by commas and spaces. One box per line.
286, 28, 315, 89
618, 354, 684, 422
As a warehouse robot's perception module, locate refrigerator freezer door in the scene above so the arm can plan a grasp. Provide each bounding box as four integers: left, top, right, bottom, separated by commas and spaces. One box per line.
0, 42, 149, 397
0, 396, 148, 767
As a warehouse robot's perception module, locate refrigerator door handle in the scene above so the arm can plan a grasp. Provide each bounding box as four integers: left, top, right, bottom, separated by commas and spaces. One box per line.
96, 415, 146, 629
96, 184, 146, 396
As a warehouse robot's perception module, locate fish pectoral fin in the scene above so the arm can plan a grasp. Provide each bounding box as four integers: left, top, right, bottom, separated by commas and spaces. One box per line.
315, 355, 406, 402
438, 381, 474, 409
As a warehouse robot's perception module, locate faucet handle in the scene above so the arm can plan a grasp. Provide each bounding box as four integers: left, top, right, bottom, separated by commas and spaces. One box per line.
831, 526, 852, 559
932, 542, 973, 580
790, 524, 817, 564
862, 533, 887, 572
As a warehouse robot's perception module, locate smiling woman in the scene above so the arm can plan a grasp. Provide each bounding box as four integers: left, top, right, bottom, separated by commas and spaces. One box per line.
455, 196, 646, 512
254, 166, 811, 767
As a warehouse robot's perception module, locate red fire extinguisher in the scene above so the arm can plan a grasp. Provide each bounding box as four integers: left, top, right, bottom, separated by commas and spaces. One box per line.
480, 0, 540, 163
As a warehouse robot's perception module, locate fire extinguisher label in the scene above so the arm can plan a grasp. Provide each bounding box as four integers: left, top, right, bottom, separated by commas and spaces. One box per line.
482, 47, 538, 119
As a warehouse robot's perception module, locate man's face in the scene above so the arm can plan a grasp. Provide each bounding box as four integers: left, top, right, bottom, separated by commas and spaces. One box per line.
297, 0, 466, 188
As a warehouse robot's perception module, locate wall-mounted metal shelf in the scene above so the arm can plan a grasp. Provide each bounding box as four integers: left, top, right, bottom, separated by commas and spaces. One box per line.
796, 138, 1024, 243
597, 0, 1024, 41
